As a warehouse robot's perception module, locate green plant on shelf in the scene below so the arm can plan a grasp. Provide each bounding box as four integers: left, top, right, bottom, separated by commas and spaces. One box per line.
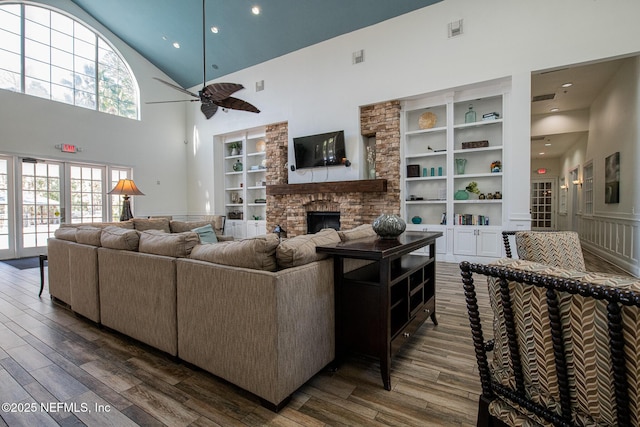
465, 181, 480, 195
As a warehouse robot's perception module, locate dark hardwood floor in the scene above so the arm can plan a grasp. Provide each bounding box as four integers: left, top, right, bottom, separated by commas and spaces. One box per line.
0, 250, 631, 426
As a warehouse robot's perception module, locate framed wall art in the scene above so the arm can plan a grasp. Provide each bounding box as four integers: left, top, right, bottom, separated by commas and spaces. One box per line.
605, 152, 620, 204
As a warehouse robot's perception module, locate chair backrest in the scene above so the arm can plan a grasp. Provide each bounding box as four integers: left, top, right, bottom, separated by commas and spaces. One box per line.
515, 230, 585, 271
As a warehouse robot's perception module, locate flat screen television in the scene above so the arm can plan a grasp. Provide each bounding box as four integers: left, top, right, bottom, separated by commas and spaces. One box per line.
293, 130, 345, 169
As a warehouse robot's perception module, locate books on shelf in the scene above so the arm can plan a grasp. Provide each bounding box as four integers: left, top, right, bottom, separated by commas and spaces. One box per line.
454, 213, 489, 226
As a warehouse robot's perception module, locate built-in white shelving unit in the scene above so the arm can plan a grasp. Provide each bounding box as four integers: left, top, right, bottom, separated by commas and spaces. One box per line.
401, 81, 510, 261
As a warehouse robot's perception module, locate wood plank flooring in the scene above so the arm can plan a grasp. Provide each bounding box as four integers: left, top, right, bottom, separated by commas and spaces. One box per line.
0, 251, 630, 426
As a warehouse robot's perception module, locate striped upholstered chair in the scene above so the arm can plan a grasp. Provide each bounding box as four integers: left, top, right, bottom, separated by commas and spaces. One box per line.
514, 231, 585, 271
461, 257, 640, 426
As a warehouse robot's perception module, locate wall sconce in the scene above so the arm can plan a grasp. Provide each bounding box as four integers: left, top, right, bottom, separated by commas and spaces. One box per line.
572, 179, 582, 187
108, 179, 145, 221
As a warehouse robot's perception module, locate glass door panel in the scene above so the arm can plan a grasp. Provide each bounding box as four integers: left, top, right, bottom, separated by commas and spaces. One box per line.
0, 157, 13, 258
19, 160, 62, 256
531, 179, 555, 230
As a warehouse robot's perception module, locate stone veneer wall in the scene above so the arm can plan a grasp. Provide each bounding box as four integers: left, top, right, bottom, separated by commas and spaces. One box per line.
265, 101, 401, 237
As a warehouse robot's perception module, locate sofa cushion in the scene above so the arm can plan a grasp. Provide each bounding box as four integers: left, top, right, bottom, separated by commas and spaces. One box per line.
276, 228, 341, 268
138, 230, 200, 258
191, 224, 218, 244
338, 224, 376, 242
54, 227, 77, 242
100, 226, 140, 251
60, 221, 133, 229
132, 217, 171, 233
189, 233, 279, 271
170, 220, 223, 235
75, 226, 102, 246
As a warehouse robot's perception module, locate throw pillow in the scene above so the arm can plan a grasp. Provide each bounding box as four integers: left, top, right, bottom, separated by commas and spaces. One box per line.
338, 224, 376, 242
189, 233, 279, 271
191, 224, 218, 244
276, 228, 341, 268
138, 230, 200, 257
75, 226, 102, 246
132, 217, 171, 233
100, 226, 140, 251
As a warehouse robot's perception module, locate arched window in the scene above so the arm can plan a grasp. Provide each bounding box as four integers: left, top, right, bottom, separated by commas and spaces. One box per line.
0, 2, 139, 119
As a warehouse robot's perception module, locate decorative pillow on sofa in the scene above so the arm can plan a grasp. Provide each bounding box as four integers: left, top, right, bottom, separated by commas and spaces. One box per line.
338, 224, 376, 242
100, 226, 140, 251
276, 228, 341, 268
54, 227, 77, 242
75, 226, 102, 246
139, 230, 200, 258
191, 224, 218, 244
132, 217, 171, 233
189, 233, 279, 271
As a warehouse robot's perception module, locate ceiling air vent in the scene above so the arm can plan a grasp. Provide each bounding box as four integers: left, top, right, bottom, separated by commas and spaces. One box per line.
448, 19, 463, 38
532, 93, 555, 102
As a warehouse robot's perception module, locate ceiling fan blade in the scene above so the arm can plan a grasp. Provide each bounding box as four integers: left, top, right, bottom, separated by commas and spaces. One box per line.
201, 102, 219, 119
215, 97, 260, 113
146, 99, 199, 104
153, 77, 199, 98
202, 83, 244, 101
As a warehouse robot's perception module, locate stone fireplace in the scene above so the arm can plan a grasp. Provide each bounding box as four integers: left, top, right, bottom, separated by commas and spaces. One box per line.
264, 101, 401, 237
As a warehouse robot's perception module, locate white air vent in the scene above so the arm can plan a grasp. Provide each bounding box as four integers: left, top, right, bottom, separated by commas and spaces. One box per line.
352, 49, 365, 65
448, 19, 463, 38
255, 80, 264, 92
532, 93, 555, 102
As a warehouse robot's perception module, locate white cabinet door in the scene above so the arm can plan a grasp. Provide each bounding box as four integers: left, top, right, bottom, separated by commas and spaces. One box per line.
246, 220, 266, 237
476, 229, 502, 257
453, 228, 477, 256
453, 227, 502, 257
226, 220, 246, 239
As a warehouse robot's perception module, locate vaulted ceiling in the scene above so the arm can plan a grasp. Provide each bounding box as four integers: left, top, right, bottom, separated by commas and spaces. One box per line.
70, 0, 442, 89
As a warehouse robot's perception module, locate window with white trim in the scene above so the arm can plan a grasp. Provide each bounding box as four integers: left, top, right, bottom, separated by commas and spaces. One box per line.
0, 2, 139, 119
583, 161, 593, 215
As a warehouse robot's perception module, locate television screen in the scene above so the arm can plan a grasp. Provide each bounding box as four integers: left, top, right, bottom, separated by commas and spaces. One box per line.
293, 130, 345, 169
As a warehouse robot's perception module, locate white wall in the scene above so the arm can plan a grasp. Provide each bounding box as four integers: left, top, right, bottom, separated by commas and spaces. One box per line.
0, 0, 189, 217
185, 0, 640, 228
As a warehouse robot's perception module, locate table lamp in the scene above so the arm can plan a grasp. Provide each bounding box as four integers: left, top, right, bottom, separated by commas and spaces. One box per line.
108, 179, 145, 221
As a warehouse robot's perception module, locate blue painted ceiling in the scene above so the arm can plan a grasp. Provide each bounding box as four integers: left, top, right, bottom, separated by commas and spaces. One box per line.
70, 0, 442, 89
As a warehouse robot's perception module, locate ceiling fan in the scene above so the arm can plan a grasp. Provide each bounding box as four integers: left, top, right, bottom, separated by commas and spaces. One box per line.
147, 0, 260, 120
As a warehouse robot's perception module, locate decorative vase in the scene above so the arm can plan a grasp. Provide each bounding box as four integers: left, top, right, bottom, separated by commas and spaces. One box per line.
231, 147, 239, 156
455, 158, 467, 174
232, 160, 243, 171
372, 214, 406, 239
454, 190, 469, 200
411, 216, 422, 224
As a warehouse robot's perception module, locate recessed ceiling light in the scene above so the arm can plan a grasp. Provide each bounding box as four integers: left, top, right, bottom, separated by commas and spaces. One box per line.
252, 5, 260, 15
544, 143, 551, 146
162, 36, 167, 41
210, 26, 218, 34
561, 82, 573, 88
550, 107, 559, 112
172, 42, 180, 49
539, 152, 545, 155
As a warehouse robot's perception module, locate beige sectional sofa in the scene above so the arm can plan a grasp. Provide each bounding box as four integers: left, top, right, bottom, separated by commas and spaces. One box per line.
47, 219, 377, 410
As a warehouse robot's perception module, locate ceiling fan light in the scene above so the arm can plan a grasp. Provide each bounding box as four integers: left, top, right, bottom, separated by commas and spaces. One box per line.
172, 42, 180, 49
210, 26, 218, 34
252, 6, 260, 15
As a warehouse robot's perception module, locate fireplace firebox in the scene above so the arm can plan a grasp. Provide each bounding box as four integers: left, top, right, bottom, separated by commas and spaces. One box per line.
307, 211, 340, 234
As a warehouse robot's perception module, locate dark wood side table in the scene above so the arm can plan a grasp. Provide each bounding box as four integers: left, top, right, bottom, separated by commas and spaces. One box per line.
317, 231, 442, 390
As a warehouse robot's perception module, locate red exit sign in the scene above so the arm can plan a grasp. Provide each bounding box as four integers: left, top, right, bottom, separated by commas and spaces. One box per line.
56, 144, 80, 153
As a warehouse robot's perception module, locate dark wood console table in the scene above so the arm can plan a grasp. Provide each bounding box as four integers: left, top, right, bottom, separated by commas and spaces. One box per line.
317, 231, 442, 390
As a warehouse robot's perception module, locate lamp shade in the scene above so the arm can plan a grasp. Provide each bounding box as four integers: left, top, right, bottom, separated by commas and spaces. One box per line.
108, 179, 145, 196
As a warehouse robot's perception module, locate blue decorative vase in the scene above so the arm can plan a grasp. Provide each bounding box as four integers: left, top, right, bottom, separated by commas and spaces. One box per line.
411, 216, 422, 224
454, 190, 469, 200
372, 214, 406, 239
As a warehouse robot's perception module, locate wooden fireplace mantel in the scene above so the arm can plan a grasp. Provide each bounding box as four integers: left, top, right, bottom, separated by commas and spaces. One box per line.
266, 179, 387, 196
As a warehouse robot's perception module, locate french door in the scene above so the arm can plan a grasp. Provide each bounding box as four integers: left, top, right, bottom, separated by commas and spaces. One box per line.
0, 156, 130, 260
530, 179, 556, 230
18, 159, 65, 258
